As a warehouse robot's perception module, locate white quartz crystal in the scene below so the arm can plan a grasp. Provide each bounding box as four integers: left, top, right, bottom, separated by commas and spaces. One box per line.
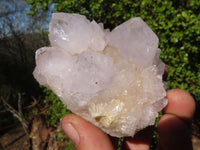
33, 13, 168, 137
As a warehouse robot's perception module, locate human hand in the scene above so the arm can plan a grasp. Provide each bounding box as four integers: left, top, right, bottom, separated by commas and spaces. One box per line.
61, 89, 195, 150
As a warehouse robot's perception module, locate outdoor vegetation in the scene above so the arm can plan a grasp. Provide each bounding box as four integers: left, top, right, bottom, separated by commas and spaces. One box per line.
0, 0, 200, 150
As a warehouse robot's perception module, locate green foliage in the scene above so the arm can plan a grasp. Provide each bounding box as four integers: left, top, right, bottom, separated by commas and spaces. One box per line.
55, 131, 65, 142
55, 130, 75, 149
26, 0, 54, 15
27, 0, 200, 102
117, 138, 124, 150
64, 143, 74, 150
43, 87, 71, 125
150, 112, 163, 150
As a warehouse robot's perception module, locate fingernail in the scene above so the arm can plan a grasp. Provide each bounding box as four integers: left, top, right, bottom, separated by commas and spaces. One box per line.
63, 123, 80, 146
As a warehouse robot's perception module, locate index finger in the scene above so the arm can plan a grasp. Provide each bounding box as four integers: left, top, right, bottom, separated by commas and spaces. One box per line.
163, 89, 195, 121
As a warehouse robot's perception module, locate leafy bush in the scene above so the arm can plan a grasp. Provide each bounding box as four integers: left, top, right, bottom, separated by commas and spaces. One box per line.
43, 87, 71, 125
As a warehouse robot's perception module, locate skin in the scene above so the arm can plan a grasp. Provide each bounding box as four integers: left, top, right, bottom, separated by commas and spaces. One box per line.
61, 89, 196, 150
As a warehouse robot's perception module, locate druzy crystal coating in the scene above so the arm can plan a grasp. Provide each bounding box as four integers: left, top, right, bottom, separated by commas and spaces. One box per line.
33, 13, 168, 137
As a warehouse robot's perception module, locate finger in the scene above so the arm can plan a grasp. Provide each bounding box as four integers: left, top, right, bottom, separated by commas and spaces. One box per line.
157, 89, 195, 150
163, 89, 195, 121
124, 126, 154, 150
157, 114, 193, 150
61, 113, 114, 150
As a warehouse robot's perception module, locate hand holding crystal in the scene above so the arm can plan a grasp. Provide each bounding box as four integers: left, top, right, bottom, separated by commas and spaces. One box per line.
61, 89, 195, 150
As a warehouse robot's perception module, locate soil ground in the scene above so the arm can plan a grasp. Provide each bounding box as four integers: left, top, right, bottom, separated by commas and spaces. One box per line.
0, 126, 30, 150
192, 135, 200, 150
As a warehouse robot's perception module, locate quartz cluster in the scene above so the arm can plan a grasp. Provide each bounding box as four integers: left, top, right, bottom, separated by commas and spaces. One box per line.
33, 13, 168, 137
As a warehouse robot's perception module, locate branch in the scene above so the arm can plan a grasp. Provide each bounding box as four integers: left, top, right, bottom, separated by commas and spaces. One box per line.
0, 95, 29, 134
17, 93, 22, 116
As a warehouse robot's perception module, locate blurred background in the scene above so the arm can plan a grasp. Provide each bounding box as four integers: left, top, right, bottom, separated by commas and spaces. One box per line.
0, 0, 199, 149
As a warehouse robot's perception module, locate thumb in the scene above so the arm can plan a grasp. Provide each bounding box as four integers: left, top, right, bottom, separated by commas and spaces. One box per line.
61, 113, 114, 150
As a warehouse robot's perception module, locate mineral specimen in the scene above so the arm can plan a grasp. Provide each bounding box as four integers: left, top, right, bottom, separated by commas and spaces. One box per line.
33, 13, 168, 137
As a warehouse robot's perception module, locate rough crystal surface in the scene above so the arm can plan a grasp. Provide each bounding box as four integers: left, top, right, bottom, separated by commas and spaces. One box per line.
33, 13, 168, 137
